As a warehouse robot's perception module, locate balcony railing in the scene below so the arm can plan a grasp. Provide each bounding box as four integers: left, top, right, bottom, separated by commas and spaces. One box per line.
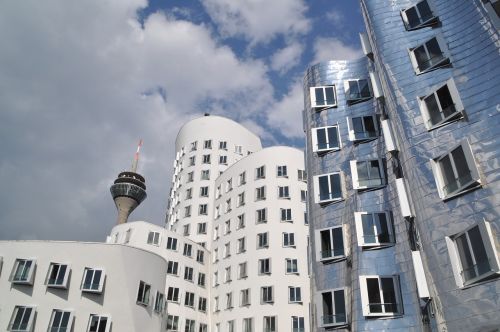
367, 302, 402, 314
322, 313, 347, 325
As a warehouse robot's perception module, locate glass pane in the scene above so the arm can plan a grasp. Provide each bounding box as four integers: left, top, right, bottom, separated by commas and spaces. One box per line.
363, 117, 376, 137
417, 0, 433, 22
315, 88, 325, 106
377, 213, 391, 243
436, 85, 456, 118
426, 38, 444, 67
362, 214, 376, 244
414, 45, 430, 71
320, 230, 332, 258
325, 87, 335, 105
425, 93, 442, 126
439, 155, 457, 194
468, 226, 491, 277
357, 161, 369, 182
332, 227, 344, 256
405, 7, 420, 28
84, 270, 93, 289
57, 265, 67, 285
92, 270, 102, 290
327, 127, 339, 149
381, 278, 397, 313
322, 292, 333, 322
52, 311, 62, 327
352, 117, 364, 136
368, 160, 382, 185
456, 233, 475, 280
451, 146, 472, 186
366, 278, 382, 313
349, 80, 360, 99
319, 176, 330, 200
330, 174, 342, 199
61, 311, 71, 328
98, 318, 107, 332
359, 79, 371, 98
13, 308, 25, 329
334, 289, 346, 323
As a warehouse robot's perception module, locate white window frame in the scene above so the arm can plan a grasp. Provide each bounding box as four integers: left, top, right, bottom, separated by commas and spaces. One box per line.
277, 165, 288, 177
298, 169, 307, 182
243, 318, 253, 332
46, 262, 70, 288
401, 0, 438, 30
238, 192, 245, 206
261, 286, 274, 303
259, 258, 271, 275
184, 291, 195, 308
184, 266, 194, 282
238, 214, 246, 229
198, 297, 207, 312
256, 208, 267, 223
408, 35, 451, 75
315, 225, 346, 262
167, 261, 179, 275
190, 141, 197, 151
198, 272, 206, 287
203, 140, 212, 149
183, 244, 193, 257
219, 141, 227, 150
239, 262, 248, 279
343, 78, 372, 103
136, 280, 151, 306
289, 286, 302, 303
87, 314, 111, 332
199, 323, 208, 332
7, 306, 36, 332
257, 232, 269, 249
256, 166, 266, 179
283, 232, 296, 247
350, 158, 386, 190
196, 250, 205, 263
418, 78, 464, 130
359, 275, 403, 317
286, 258, 299, 274
430, 140, 481, 200
347, 115, 379, 142
189, 156, 195, 166
312, 125, 341, 153
167, 287, 180, 302
81, 267, 105, 293
147, 231, 160, 246
313, 172, 343, 204
263, 316, 277, 332
317, 288, 347, 327
197, 222, 207, 235
239, 171, 246, 185
310, 85, 337, 109
166, 237, 178, 251
48, 309, 74, 332
154, 291, 164, 313
185, 319, 195, 332
291, 316, 305, 332
240, 288, 251, 306
200, 170, 210, 180
166, 315, 179, 331
226, 292, 233, 309
238, 237, 246, 253
280, 208, 292, 222
255, 186, 266, 201
10, 258, 36, 285
278, 186, 290, 199
354, 211, 395, 248
198, 204, 208, 215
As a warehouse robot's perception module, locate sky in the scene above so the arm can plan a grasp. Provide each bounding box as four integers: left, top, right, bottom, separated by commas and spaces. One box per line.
0, 0, 365, 242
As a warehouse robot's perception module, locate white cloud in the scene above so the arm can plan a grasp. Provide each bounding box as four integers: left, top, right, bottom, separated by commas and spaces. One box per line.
201, 0, 311, 44
325, 10, 345, 28
0, 0, 275, 241
312, 37, 363, 64
270, 42, 304, 74
266, 80, 304, 139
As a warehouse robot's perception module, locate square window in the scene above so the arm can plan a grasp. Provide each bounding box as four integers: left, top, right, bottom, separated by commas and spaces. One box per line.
167, 261, 179, 275
280, 208, 292, 222
11, 258, 36, 285
235, 145, 243, 155
430, 140, 481, 199
277, 165, 288, 177
136, 280, 151, 306
81, 268, 105, 293
201, 170, 210, 180
359, 275, 403, 316
257, 233, 269, 249
283, 233, 296, 247
166, 315, 179, 331
147, 231, 160, 246
183, 244, 193, 257
344, 79, 372, 103
46, 262, 70, 288
292, 316, 305, 332
199, 323, 208, 332
167, 287, 180, 302
319, 288, 347, 327
198, 297, 207, 312
263, 316, 277, 332
87, 314, 110, 332
313, 172, 343, 204
200, 186, 209, 197
241, 288, 251, 306
347, 115, 379, 142
315, 226, 345, 262
219, 155, 228, 165
310, 85, 337, 109
167, 237, 178, 251
298, 169, 307, 182
261, 286, 274, 303
256, 186, 266, 201
278, 186, 290, 199
286, 258, 299, 274
350, 159, 386, 190
312, 125, 341, 153
202, 154, 211, 164
198, 204, 208, 215
8, 306, 36, 332
48, 309, 73, 332
203, 140, 212, 149
197, 222, 207, 234
259, 258, 271, 275
256, 208, 267, 223
401, 0, 438, 30
409, 35, 450, 75
289, 286, 302, 303
256, 166, 266, 179
219, 141, 227, 150
355, 211, 395, 247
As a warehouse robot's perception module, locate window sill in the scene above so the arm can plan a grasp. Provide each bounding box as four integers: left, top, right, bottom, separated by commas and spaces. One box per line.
11, 280, 33, 286
360, 243, 395, 250
312, 104, 337, 111
136, 301, 149, 307
441, 181, 481, 201
319, 256, 347, 264
81, 289, 103, 294
47, 284, 68, 289
318, 198, 344, 206
460, 270, 500, 289
425, 113, 464, 132
404, 17, 440, 31
346, 96, 372, 105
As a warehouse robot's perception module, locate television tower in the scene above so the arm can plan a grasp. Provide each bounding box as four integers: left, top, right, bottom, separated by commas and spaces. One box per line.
110, 140, 147, 224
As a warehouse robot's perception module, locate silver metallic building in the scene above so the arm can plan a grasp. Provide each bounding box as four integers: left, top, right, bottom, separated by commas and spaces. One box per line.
303, 0, 500, 331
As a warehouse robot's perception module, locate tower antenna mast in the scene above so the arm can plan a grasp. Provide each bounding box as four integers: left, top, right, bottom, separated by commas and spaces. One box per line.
131, 139, 143, 173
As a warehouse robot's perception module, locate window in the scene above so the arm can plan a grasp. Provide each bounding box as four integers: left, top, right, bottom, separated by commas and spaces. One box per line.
298, 169, 307, 182
216, 185, 221, 198
185, 292, 195, 307
147, 231, 160, 245
11, 259, 36, 284
197, 223, 207, 234
300, 190, 307, 202
183, 224, 190, 236
430, 140, 481, 199
289, 287, 302, 303
239, 171, 246, 185
256, 208, 267, 223
202, 154, 211, 164
261, 286, 274, 303
238, 192, 245, 206
214, 205, 221, 219
280, 208, 292, 222
8, 306, 35, 332
187, 171, 194, 182
167, 261, 179, 275
196, 250, 205, 263
315, 226, 345, 262
87, 315, 110, 332
203, 140, 212, 149
238, 214, 246, 229
283, 233, 296, 247
292, 316, 305, 332
224, 266, 232, 283
213, 271, 219, 286
235, 145, 243, 155
446, 220, 500, 287
355, 211, 395, 247
185, 319, 195, 332
350, 159, 386, 190
278, 186, 290, 199
418, 78, 464, 130
136, 280, 151, 306
184, 267, 194, 281
359, 275, 403, 316
200, 186, 209, 197
219, 141, 227, 150
81, 268, 104, 293
198, 272, 206, 287
198, 204, 208, 215
167, 237, 178, 251
259, 258, 271, 275
238, 237, 246, 253
213, 249, 219, 263
46, 263, 70, 288
189, 156, 195, 166
239, 262, 248, 279
124, 229, 132, 243
347, 115, 378, 141
167, 287, 180, 302
277, 165, 288, 177
226, 292, 233, 309
409, 36, 450, 75
190, 141, 197, 151
183, 244, 193, 257
401, 0, 438, 30
257, 232, 269, 249
313, 172, 343, 204
286, 259, 299, 274
199, 324, 208, 332
185, 188, 192, 200
154, 291, 164, 313
241, 288, 251, 306
198, 297, 207, 312
225, 199, 232, 213
224, 242, 231, 258
184, 206, 191, 217
263, 316, 276, 332
312, 125, 341, 153
256, 165, 265, 179
214, 296, 220, 311
344, 79, 371, 104
166, 315, 179, 331
320, 288, 347, 326
201, 170, 210, 180
227, 320, 235, 332
310, 85, 337, 108
243, 318, 253, 332
225, 219, 231, 234
256, 186, 266, 200
219, 155, 227, 164
48, 309, 73, 332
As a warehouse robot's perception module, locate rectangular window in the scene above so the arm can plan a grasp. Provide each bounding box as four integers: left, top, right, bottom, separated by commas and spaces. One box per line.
359, 275, 403, 316
167, 261, 179, 275
312, 125, 341, 153
292, 316, 305, 332
256, 186, 266, 201
225, 199, 232, 213
225, 220, 231, 234
213, 249, 219, 263
239, 171, 246, 185
167, 287, 180, 302
315, 226, 345, 262
259, 258, 271, 275
167, 237, 178, 251
224, 242, 231, 258
201, 170, 210, 180
46, 262, 70, 288
310, 85, 337, 108
350, 159, 386, 190
214, 296, 219, 311
198, 204, 208, 215
183, 244, 193, 257
199, 324, 208, 332
189, 156, 195, 166
213, 271, 219, 286
355, 211, 395, 247
48, 309, 73, 332
277, 165, 288, 177
256, 166, 265, 179
261, 286, 274, 303
8, 306, 35, 332
226, 292, 233, 309
184, 267, 194, 281
401, 0, 438, 30
241, 288, 251, 306
319, 288, 347, 327
11, 259, 36, 284
283, 233, 296, 247
190, 141, 197, 151
198, 272, 206, 287
204, 140, 212, 149
154, 291, 164, 313
187, 171, 194, 182
313, 172, 343, 204
430, 140, 481, 199
239, 262, 248, 279
263, 316, 277, 332
409, 35, 450, 75
300, 190, 307, 202
257, 232, 269, 249
298, 169, 307, 182
238, 237, 246, 253
225, 266, 232, 282
183, 224, 190, 236
347, 115, 378, 142
289, 287, 302, 303
136, 280, 151, 306
185, 319, 195, 332
147, 231, 160, 245
166, 315, 179, 331
243, 318, 253, 332
202, 154, 211, 164
238, 192, 245, 206
219, 155, 228, 165
256, 208, 267, 223
87, 315, 110, 332
227, 321, 235, 332
184, 292, 195, 307
344, 79, 372, 103
238, 213, 246, 229
226, 178, 233, 192
278, 186, 290, 199
200, 186, 209, 197
235, 145, 243, 155
81, 267, 105, 293
185, 188, 192, 200
419, 78, 464, 130
198, 297, 207, 312
286, 258, 299, 274
196, 250, 205, 263
446, 220, 500, 287
280, 208, 292, 222
219, 141, 227, 150
184, 206, 191, 217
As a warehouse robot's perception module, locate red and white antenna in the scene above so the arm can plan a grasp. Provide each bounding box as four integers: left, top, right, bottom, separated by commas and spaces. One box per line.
131, 139, 143, 173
